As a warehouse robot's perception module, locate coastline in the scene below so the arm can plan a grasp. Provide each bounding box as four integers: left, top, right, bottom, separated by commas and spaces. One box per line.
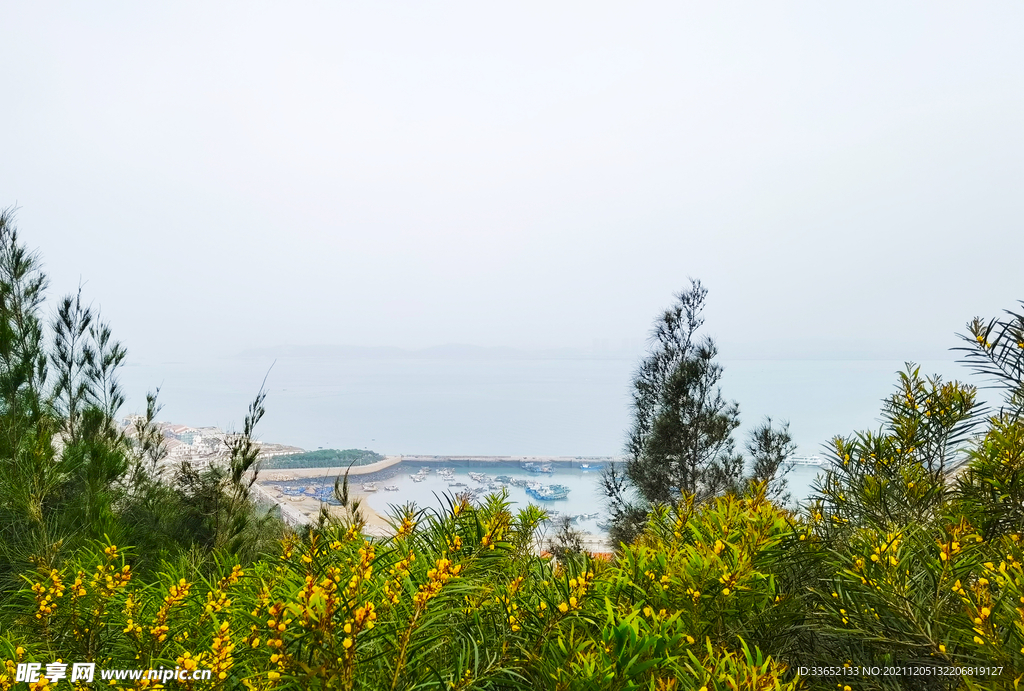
255, 455, 615, 550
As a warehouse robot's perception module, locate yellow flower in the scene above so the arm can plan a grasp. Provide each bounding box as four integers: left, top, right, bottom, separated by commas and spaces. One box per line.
342, 637, 353, 649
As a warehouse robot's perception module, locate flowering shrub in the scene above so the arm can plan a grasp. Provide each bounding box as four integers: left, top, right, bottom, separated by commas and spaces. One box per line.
0, 489, 801, 691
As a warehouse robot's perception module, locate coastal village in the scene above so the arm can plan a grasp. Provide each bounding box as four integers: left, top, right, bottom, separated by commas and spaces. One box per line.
119, 416, 306, 469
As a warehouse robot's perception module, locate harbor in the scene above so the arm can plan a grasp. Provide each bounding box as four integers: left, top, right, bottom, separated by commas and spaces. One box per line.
257, 456, 621, 549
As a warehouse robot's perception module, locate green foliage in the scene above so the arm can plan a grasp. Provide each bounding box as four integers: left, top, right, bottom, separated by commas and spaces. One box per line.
605, 281, 796, 545
0, 491, 800, 691
262, 449, 384, 470
0, 210, 286, 591
813, 364, 979, 534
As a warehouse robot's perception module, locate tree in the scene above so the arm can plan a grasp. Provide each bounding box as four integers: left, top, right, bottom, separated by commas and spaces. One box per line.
953, 305, 1024, 537
0, 208, 284, 584
746, 417, 797, 504
547, 515, 585, 563
603, 280, 794, 545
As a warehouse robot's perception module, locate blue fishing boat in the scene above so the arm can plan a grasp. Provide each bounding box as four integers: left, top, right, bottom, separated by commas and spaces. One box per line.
525, 483, 570, 500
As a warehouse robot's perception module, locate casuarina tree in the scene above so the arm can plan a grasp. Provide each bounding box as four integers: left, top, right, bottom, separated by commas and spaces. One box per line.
603, 280, 795, 545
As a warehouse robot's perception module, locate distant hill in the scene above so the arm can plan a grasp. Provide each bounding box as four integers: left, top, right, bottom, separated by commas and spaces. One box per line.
262, 448, 385, 469
236, 343, 632, 360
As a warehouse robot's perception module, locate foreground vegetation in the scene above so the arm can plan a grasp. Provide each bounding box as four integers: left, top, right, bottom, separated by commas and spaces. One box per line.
1, 209, 1023, 689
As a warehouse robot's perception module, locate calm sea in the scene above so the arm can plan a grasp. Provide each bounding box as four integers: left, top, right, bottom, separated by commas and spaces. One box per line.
119, 356, 985, 506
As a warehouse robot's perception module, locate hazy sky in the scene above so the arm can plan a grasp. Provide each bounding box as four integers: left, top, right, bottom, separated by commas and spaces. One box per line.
3, 3, 1023, 363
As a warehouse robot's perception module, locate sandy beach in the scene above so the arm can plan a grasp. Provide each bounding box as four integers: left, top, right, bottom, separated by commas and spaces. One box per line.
253, 481, 395, 536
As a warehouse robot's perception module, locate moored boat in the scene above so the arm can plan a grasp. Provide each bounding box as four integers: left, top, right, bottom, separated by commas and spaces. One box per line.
525, 483, 570, 500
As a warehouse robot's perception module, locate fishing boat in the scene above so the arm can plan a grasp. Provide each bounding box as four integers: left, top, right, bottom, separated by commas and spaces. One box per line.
361, 483, 378, 492
384, 485, 399, 491
790, 455, 824, 466
521, 462, 554, 474
525, 483, 570, 501
579, 462, 604, 471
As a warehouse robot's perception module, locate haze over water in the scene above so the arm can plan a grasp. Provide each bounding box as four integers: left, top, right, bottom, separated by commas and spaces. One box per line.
119, 354, 982, 503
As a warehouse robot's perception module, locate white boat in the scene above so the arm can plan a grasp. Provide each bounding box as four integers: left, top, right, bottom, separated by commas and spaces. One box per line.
789, 455, 824, 466
361, 483, 378, 492
384, 485, 399, 491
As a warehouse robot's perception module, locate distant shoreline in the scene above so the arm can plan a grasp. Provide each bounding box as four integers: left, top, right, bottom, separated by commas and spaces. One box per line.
398, 454, 622, 464
260, 455, 624, 479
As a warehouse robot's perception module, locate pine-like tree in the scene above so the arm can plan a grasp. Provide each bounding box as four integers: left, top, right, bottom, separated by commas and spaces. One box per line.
604, 280, 794, 545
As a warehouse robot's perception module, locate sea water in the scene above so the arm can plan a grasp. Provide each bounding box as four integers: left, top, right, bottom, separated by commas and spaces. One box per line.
120, 355, 986, 515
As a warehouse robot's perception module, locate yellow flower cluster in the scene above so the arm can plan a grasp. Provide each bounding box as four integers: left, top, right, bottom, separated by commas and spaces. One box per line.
70, 571, 87, 600
480, 513, 509, 550
205, 565, 243, 615
174, 650, 204, 685
394, 513, 417, 540
123, 593, 143, 635
673, 516, 685, 541
280, 535, 297, 561
384, 551, 415, 605
344, 542, 376, 598
556, 571, 593, 613
209, 620, 234, 681
1, 649, 25, 691
341, 601, 377, 651
718, 571, 737, 596
496, 582, 524, 632
30, 570, 65, 620
93, 562, 132, 597
150, 578, 192, 643
869, 533, 901, 567
644, 569, 671, 592
412, 557, 463, 608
